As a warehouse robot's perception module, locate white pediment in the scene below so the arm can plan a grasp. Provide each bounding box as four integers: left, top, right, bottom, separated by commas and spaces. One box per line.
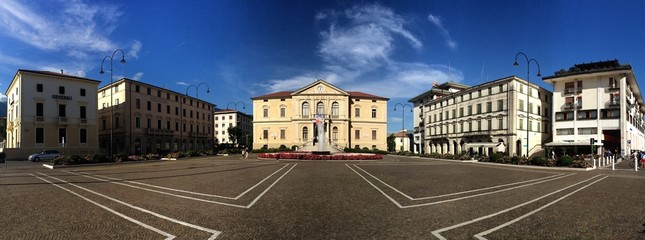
291, 79, 349, 96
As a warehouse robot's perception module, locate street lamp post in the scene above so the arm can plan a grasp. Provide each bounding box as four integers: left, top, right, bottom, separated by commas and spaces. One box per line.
100, 49, 126, 160
186, 82, 210, 98
394, 103, 413, 152
226, 101, 246, 111
513, 52, 542, 158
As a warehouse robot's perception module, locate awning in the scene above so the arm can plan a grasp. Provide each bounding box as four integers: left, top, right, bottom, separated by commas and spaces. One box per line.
545, 140, 603, 146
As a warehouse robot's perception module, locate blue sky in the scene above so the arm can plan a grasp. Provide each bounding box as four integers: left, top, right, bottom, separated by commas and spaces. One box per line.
1, 0, 645, 134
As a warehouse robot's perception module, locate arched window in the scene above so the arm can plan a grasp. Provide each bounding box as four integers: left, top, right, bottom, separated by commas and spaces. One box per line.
332, 102, 339, 117
332, 127, 338, 140
302, 127, 309, 141
302, 102, 310, 117
317, 102, 324, 115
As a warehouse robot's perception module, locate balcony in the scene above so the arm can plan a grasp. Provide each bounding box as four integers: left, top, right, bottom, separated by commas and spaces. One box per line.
35, 116, 44, 122
462, 130, 492, 136
145, 128, 174, 136
563, 88, 581, 94
563, 103, 581, 110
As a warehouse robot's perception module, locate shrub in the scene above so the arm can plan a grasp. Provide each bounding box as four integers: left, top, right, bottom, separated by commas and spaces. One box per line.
557, 155, 574, 167
145, 153, 161, 160
127, 155, 145, 161
571, 158, 592, 168
291, 145, 299, 151
490, 152, 504, 163
92, 154, 111, 163
278, 145, 289, 151
52, 155, 84, 165
530, 156, 546, 166
479, 155, 490, 162
510, 156, 520, 164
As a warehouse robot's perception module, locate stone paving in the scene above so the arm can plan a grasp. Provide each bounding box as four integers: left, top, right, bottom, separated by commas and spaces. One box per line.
1, 155, 644, 239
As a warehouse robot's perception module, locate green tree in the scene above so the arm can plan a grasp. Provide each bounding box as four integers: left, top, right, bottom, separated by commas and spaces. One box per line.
387, 134, 395, 152
0, 118, 6, 140
227, 126, 244, 146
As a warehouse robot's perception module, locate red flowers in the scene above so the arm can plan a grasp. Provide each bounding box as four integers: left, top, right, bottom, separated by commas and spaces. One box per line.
258, 152, 383, 160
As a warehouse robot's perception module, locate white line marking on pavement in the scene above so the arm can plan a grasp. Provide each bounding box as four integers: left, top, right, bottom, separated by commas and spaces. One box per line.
67, 163, 297, 209
345, 164, 404, 208
473, 175, 609, 240
74, 163, 290, 200
430, 175, 605, 240
30, 173, 177, 240
349, 163, 575, 209
353, 165, 566, 200
36, 172, 222, 239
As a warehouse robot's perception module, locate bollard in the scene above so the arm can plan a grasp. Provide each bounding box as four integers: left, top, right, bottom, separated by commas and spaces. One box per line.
612, 156, 615, 170
593, 157, 596, 169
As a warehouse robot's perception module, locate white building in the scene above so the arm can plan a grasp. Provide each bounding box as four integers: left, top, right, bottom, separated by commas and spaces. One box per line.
392, 130, 411, 152
214, 109, 253, 146
4, 69, 100, 159
410, 76, 552, 157
543, 60, 645, 155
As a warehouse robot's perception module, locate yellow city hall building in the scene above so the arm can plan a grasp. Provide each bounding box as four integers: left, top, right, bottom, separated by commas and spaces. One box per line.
251, 80, 388, 151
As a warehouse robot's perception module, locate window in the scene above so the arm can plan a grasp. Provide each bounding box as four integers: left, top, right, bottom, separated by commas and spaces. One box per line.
157, 103, 161, 112
280, 107, 286, 118
528, 103, 533, 114
59, 86, 65, 94
36, 103, 43, 116
37, 84, 43, 92
537, 122, 541, 132
147, 88, 151, 95
167, 105, 170, 114
102, 91, 105, 97
555, 111, 575, 121
80, 106, 86, 119
147, 101, 151, 111
477, 120, 481, 131
102, 119, 106, 130
488, 119, 492, 130
520, 84, 524, 93
578, 127, 598, 135
58, 104, 66, 117
135, 117, 141, 128
488, 87, 492, 95
476, 104, 481, 114
80, 88, 86, 96
467, 106, 472, 115
578, 110, 597, 120
497, 100, 503, 111
135, 85, 140, 92
609, 77, 618, 88
332, 102, 339, 117
556, 128, 574, 135
528, 120, 532, 131
114, 117, 120, 128
355, 108, 360, 117
183, 109, 186, 117
147, 118, 151, 129
316, 102, 324, 115
519, 119, 524, 130
372, 130, 377, 140
371, 109, 377, 118
459, 108, 464, 117
114, 85, 119, 92
355, 130, 360, 139
302, 102, 310, 117
498, 118, 503, 129
157, 119, 162, 129
80, 129, 87, 144
175, 107, 179, 115
302, 127, 308, 141
263, 108, 268, 118
157, 90, 161, 97
136, 99, 140, 109
601, 109, 620, 119
280, 129, 286, 139
115, 99, 119, 105
499, 84, 504, 92
36, 128, 44, 144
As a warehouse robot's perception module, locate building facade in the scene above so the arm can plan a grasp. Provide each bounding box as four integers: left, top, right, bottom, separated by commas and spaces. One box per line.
409, 82, 469, 154
4, 70, 100, 158
97, 78, 216, 155
214, 109, 253, 146
410, 76, 552, 157
392, 130, 412, 152
543, 60, 645, 155
251, 79, 388, 151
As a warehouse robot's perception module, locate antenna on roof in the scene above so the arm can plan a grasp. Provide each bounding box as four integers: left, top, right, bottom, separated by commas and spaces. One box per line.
448, 60, 453, 83
480, 62, 485, 84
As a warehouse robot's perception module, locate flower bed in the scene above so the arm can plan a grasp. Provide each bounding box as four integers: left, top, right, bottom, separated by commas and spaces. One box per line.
258, 152, 383, 160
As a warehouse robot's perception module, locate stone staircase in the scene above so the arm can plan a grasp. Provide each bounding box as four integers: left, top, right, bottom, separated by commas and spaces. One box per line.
299, 142, 343, 153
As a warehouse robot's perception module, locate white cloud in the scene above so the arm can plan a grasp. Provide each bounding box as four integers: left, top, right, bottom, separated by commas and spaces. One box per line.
132, 72, 143, 80
128, 40, 142, 59
176, 81, 190, 86
0, 0, 121, 56
258, 4, 463, 100
428, 14, 457, 49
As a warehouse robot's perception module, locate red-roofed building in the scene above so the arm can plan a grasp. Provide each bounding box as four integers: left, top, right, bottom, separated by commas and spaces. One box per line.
251, 79, 389, 151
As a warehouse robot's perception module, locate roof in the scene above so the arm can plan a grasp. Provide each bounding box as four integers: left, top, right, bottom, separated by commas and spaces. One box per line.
251, 88, 388, 101
543, 59, 632, 80
17, 69, 101, 83
213, 108, 252, 118
392, 131, 409, 138
98, 78, 218, 107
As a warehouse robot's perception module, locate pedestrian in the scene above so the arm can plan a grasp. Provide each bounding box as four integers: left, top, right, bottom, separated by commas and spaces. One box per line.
241, 147, 246, 159
244, 147, 249, 159
551, 150, 556, 161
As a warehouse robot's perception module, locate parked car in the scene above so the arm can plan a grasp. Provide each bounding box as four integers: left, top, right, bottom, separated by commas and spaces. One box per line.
28, 150, 61, 162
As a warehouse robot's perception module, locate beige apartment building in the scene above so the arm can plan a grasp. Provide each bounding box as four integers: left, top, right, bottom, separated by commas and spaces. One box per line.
4, 69, 100, 159
214, 109, 253, 146
251, 79, 388, 151
543, 60, 645, 155
410, 76, 553, 157
98, 78, 216, 155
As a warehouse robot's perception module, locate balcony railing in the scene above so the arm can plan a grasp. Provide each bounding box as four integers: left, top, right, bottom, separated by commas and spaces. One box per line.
564, 88, 581, 94
563, 103, 582, 110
